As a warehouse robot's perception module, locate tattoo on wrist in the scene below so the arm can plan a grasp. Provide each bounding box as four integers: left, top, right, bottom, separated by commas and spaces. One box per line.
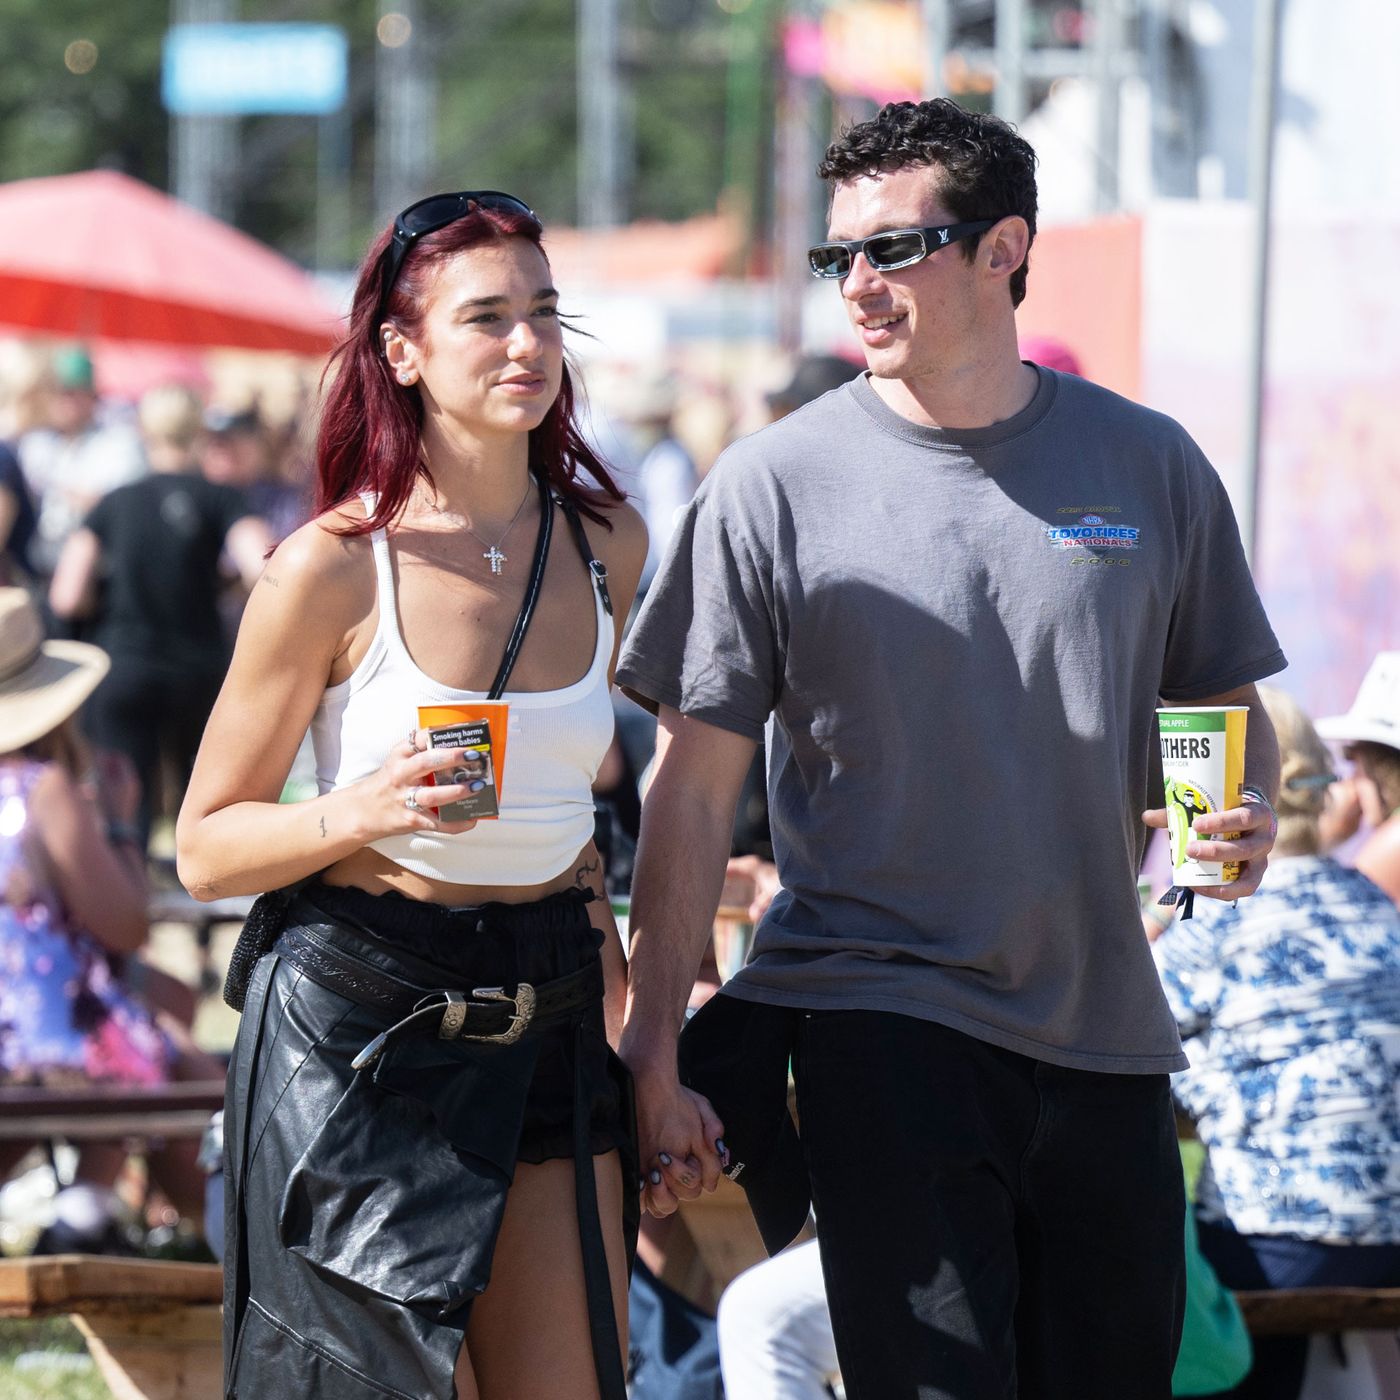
263, 574, 279, 588
574, 857, 600, 889
319, 816, 327, 839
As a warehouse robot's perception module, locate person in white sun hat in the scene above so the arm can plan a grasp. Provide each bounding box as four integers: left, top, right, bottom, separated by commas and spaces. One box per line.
1317, 652, 1400, 904
0, 586, 215, 1237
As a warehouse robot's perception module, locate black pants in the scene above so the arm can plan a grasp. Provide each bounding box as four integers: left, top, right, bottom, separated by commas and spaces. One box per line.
1197, 1219, 1400, 1400
792, 1011, 1185, 1400
83, 656, 223, 846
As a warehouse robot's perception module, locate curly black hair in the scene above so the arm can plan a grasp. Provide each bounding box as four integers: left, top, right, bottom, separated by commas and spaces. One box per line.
818, 99, 1039, 307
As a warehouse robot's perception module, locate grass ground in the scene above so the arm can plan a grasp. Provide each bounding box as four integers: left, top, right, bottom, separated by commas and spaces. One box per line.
0, 1319, 113, 1399
0, 862, 228, 1400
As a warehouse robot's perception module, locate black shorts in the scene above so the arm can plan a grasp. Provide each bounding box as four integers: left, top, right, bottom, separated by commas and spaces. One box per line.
300, 882, 631, 1164
223, 881, 636, 1400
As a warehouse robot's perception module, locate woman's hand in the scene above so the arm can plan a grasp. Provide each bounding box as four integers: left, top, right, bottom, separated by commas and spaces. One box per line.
352, 730, 480, 841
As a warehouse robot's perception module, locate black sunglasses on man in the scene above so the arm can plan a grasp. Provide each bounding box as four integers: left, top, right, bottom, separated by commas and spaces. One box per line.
807, 219, 997, 280
377, 190, 540, 320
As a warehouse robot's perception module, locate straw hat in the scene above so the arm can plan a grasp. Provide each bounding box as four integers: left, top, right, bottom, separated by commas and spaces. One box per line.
1316, 652, 1400, 752
0, 589, 109, 754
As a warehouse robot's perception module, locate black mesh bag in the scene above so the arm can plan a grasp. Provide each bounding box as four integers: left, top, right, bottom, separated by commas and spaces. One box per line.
223, 887, 299, 1011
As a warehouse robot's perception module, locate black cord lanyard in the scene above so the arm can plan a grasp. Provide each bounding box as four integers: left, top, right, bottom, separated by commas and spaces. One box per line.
485, 474, 612, 700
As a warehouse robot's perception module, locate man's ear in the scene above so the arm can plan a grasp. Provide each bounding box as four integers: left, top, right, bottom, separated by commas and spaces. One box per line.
981, 216, 1031, 288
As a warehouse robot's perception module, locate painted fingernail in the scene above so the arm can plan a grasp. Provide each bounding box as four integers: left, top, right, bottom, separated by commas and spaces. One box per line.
658, 1152, 672, 1166
638, 1176, 647, 1192
649, 1169, 662, 1185
715, 1138, 726, 1155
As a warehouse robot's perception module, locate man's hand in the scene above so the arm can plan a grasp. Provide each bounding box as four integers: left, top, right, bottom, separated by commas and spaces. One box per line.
627, 1061, 728, 1218
621, 707, 753, 1216
1142, 795, 1277, 900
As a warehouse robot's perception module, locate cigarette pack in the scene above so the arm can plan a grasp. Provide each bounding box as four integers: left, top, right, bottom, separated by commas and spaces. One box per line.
423, 720, 499, 821
417, 700, 512, 817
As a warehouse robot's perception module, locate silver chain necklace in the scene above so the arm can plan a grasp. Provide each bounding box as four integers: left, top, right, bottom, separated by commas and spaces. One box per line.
457, 479, 533, 575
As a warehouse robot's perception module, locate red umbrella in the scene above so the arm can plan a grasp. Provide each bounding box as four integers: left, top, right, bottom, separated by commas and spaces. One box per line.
0, 170, 342, 355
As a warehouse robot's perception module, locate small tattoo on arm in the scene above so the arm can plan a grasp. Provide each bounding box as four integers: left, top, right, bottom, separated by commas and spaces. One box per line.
319, 816, 327, 838
263, 574, 279, 587
574, 857, 600, 889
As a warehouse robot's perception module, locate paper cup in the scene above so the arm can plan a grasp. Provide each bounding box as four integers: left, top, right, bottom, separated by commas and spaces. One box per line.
1156, 705, 1248, 886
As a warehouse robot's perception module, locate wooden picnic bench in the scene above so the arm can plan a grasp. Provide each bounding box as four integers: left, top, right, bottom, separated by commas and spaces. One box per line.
1236, 1287, 1400, 1337
146, 890, 254, 933
146, 889, 255, 999
0, 1254, 222, 1400
0, 1081, 226, 1144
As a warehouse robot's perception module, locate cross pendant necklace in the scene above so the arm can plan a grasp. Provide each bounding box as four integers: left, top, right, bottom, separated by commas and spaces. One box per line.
458, 478, 532, 576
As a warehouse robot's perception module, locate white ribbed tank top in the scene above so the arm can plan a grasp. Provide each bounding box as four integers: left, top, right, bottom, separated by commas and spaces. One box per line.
309, 500, 615, 885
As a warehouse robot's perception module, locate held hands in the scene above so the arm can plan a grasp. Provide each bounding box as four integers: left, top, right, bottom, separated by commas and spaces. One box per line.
359, 729, 480, 840
628, 1061, 728, 1219
1141, 793, 1277, 900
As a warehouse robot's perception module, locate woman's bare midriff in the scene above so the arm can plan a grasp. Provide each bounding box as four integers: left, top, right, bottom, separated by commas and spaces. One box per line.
321, 845, 582, 907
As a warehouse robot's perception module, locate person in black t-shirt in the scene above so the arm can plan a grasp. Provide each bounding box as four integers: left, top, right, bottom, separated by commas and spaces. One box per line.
49, 384, 271, 847
0, 439, 38, 585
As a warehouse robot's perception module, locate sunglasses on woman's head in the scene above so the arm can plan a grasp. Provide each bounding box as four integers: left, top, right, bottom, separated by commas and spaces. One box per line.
807, 219, 998, 280
377, 190, 541, 317
1285, 772, 1339, 791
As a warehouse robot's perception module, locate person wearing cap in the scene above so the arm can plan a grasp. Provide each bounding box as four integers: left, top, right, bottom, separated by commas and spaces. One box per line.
1316, 652, 1400, 905
16, 346, 146, 579
0, 587, 212, 1230
48, 384, 272, 850
616, 98, 1284, 1399
201, 403, 308, 545
1153, 684, 1400, 1400
764, 354, 859, 421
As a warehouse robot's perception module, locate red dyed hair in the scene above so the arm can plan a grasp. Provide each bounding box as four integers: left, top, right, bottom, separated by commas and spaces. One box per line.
314, 203, 624, 535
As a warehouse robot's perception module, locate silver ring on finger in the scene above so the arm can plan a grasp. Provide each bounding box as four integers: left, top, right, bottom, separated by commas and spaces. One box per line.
407, 727, 419, 750
404, 786, 423, 813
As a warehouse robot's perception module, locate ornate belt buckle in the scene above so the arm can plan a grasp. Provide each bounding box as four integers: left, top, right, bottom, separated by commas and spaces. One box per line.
459, 984, 536, 1045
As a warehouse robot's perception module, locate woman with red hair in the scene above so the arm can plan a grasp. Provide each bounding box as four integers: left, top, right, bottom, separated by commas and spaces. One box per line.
178, 193, 647, 1400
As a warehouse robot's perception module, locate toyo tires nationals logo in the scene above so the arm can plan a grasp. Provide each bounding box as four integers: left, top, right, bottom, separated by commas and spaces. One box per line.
1044, 512, 1140, 550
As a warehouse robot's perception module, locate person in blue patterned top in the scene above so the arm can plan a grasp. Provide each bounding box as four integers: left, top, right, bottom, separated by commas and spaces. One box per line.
1153, 684, 1400, 1400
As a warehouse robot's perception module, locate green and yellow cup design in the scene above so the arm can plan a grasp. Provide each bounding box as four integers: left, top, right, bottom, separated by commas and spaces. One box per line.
1156, 706, 1248, 886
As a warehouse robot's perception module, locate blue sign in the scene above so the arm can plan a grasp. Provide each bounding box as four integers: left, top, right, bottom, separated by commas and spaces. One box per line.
163, 24, 348, 116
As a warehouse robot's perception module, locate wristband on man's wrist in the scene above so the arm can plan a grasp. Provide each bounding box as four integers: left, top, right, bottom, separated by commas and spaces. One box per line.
1240, 785, 1277, 832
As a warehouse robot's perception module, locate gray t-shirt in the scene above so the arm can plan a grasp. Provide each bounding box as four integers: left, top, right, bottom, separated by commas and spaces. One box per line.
618, 367, 1286, 1073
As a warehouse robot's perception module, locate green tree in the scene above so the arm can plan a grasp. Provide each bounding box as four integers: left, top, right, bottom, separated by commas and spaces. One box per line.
0, 0, 746, 264
0, 0, 170, 185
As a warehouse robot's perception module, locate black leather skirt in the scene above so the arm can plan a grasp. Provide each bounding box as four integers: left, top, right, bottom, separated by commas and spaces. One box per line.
222, 882, 637, 1400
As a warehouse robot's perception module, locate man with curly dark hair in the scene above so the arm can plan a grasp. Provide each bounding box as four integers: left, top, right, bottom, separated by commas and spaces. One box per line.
617, 98, 1285, 1398
816, 98, 1040, 307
